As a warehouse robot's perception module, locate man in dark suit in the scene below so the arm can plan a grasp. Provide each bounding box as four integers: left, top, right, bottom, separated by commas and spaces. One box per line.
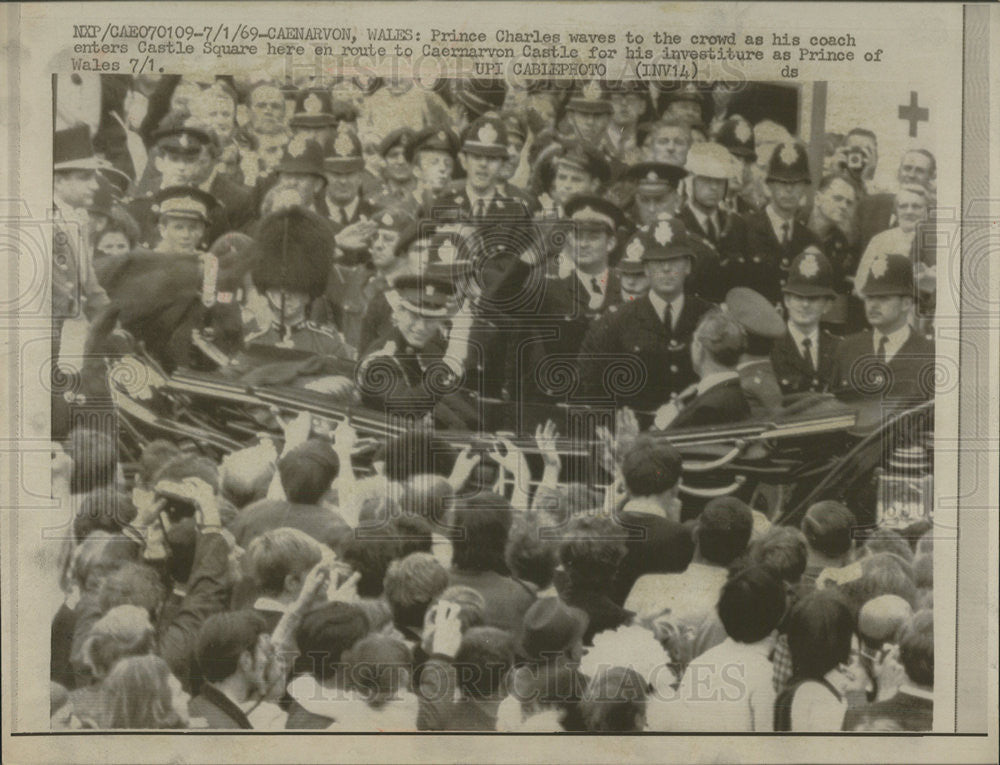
830, 252, 935, 412
677, 141, 748, 303
655, 309, 751, 430
577, 218, 714, 425
772, 250, 843, 394
737, 141, 820, 306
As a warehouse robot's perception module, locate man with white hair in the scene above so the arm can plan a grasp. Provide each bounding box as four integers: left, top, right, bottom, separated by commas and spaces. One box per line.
856, 149, 936, 249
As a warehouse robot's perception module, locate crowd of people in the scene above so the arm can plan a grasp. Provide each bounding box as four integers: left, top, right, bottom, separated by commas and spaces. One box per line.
49, 72, 939, 731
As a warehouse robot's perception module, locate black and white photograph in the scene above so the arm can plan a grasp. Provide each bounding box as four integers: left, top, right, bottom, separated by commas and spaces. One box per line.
2, 2, 996, 763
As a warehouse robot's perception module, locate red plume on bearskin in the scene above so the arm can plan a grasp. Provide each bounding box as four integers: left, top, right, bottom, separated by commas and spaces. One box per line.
250, 206, 336, 299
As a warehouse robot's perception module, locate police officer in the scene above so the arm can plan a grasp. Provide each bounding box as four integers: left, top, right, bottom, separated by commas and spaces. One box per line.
612, 230, 651, 307
288, 88, 340, 147
621, 161, 687, 225
560, 80, 615, 159
368, 127, 418, 212
577, 218, 714, 425
740, 141, 820, 306
724, 287, 786, 417
533, 139, 611, 220
830, 252, 934, 407
406, 126, 461, 215
772, 249, 842, 394
266, 135, 328, 214
712, 115, 764, 213
356, 269, 458, 411
245, 206, 352, 360
678, 141, 748, 302
557, 194, 627, 318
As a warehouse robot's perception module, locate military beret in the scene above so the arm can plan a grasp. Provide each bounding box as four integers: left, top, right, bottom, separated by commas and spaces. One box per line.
378, 127, 416, 158
406, 127, 461, 162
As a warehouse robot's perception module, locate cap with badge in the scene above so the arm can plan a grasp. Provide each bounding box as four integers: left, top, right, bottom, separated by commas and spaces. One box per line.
323, 130, 365, 173
860, 253, 915, 297
405, 126, 461, 163
289, 88, 337, 128
391, 271, 456, 318
635, 218, 697, 262
564, 79, 613, 115
684, 141, 736, 180
153, 112, 213, 156
624, 161, 688, 191
564, 194, 626, 234
724, 287, 786, 340
541, 139, 612, 188
378, 127, 416, 159
460, 116, 509, 158
713, 116, 757, 162
371, 207, 416, 234
657, 81, 705, 108
152, 185, 218, 223
767, 141, 811, 184
783, 249, 836, 298
276, 135, 328, 179
54, 124, 111, 172
500, 111, 528, 145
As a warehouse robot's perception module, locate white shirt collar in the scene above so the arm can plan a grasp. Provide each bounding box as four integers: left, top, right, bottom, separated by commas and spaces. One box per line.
647, 290, 684, 324
576, 267, 610, 307
765, 204, 794, 241
329, 195, 359, 220
688, 201, 719, 232
787, 323, 820, 364
466, 186, 497, 208
696, 370, 740, 396
873, 323, 911, 362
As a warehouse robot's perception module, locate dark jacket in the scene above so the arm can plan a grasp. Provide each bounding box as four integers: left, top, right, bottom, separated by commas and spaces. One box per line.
772, 328, 842, 395
608, 510, 695, 606
577, 293, 714, 421
668, 376, 752, 430
737, 209, 820, 305
841, 690, 933, 732
557, 587, 634, 646
677, 205, 748, 303
188, 683, 253, 729
228, 499, 351, 552
829, 328, 935, 404
448, 568, 536, 634
856, 193, 896, 251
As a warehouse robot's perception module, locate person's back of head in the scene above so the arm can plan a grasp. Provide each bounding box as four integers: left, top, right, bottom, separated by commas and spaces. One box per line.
748, 526, 808, 584
425, 586, 487, 636
694, 309, 745, 369
447, 491, 513, 573
79, 604, 155, 682
383, 552, 449, 629
696, 496, 754, 567
898, 610, 933, 688
137, 440, 183, 489
277, 438, 339, 505
100, 654, 186, 729
559, 515, 627, 590
505, 512, 560, 591
621, 435, 682, 498
295, 601, 370, 683
73, 491, 137, 544
800, 501, 856, 561
72, 531, 142, 594
785, 591, 855, 681
220, 444, 276, 509
152, 453, 220, 494
861, 529, 914, 564
841, 552, 917, 611
245, 527, 324, 598
195, 610, 270, 684
400, 473, 454, 522
98, 562, 165, 618
454, 627, 514, 700
717, 564, 787, 643
341, 524, 405, 598
342, 634, 413, 709
580, 666, 647, 732
857, 594, 913, 650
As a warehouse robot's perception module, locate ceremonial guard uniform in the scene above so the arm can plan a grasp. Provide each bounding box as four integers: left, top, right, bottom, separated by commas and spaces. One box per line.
772, 251, 842, 394
738, 142, 820, 305
577, 219, 713, 422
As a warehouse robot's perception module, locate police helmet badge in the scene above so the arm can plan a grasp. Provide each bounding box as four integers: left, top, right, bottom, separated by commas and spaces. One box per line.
477, 122, 499, 146
799, 252, 820, 278
304, 92, 323, 114
779, 143, 798, 166
438, 241, 457, 264
287, 134, 307, 157
334, 131, 354, 157
735, 121, 752, 143
582, 80, 602, 101
654, 220, 674, 246
626, 237, 644, 262
871, 254, 889, 279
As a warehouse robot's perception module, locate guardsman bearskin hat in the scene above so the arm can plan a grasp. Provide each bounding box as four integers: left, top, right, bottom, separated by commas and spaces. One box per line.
251, 206, 337, 299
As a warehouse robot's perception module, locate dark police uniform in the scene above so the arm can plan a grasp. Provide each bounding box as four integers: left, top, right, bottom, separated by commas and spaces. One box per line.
577, 219, 714, 422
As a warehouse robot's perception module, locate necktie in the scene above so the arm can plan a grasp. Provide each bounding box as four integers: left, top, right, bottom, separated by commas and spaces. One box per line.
473, 198, 486, 220
339, 206, 349, 225
705, 215, 718, 243
801, 336, 815, 374
780, 221, 790, 245
876, 334, 888, 363
590, 276, 604, 296
664, 303, 674, 336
